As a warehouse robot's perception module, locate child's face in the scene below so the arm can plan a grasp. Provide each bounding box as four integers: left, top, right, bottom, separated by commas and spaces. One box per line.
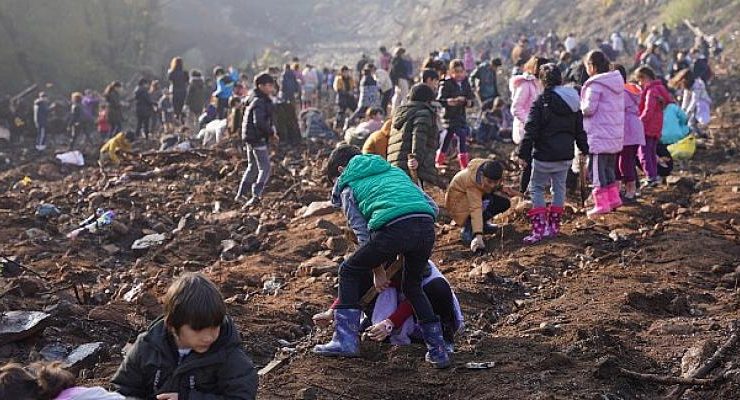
450, 67, 466, 81
481, 176, 499, 192
424, 78, 440, 91
259, 83, 275, 96
174, 324, 220, 353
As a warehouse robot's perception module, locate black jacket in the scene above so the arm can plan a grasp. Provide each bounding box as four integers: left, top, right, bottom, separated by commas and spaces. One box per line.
241, 89, 274, 146
386, 101, 446, 189
518, 87, 589, 162
437, 77, 474, 129
111, 317, 257, 400
135, 86, 156, 117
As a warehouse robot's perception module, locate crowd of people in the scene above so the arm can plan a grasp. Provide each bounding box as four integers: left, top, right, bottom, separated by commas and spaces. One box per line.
0, 18, 723, 400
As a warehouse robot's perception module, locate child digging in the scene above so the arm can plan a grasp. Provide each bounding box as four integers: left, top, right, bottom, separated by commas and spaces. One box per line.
111, 273, 257, 400
517, 63, 589, 244
315, 145, 451, 369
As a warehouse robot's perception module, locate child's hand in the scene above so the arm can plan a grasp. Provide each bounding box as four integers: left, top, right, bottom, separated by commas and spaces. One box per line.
366, 319, 394, 341
156, 394, 178, 400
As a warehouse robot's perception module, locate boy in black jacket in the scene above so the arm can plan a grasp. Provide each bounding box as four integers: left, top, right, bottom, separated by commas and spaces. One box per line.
517, 64, 589, 244
112, 273, 257, 400
436, 59, 475, 169
235, 73, 278, 207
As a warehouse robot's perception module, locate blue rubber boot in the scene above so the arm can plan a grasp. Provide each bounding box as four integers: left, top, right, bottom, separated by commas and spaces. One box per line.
420, 321, 451, 369
313, 309, 361, 357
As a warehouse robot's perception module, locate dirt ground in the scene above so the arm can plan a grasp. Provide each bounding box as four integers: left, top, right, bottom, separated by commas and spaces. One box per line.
1, 87, 739, 399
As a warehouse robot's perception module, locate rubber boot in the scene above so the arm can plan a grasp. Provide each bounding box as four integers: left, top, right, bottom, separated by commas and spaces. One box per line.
313, 309, 361, 357
458, 152, 470, 169
607, 183, 622, 210
523, 208, 547, 245
544, 206, 563, 238
587, 188, 612, 218
419, 321, 451, 369
435, 151, 446, 169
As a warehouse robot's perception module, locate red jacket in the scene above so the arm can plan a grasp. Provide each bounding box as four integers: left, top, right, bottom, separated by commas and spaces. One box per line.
639, 80, 673, 139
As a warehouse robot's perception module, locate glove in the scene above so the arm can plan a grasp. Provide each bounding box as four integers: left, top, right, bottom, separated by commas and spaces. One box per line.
366, 319, 394, 341
470, 235, 485, 253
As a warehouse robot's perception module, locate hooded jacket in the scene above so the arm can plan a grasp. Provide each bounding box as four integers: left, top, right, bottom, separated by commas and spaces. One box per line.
639, 79, 673, 139
623, 84, 646, 147
509, 73, 542, 144
445, 159, 498, 235
111, 317, 257, 400
241, 88, 274, 146
335, 155, 436, 231
518, 86, 589, 162
437, 77, 475, 129
580, 70, 625, 154
186, 76, 209, 115
386, 101, 446, 189
100, 132, 132, 164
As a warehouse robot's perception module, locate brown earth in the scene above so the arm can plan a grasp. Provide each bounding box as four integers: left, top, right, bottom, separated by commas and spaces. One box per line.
1, 89, 739, 399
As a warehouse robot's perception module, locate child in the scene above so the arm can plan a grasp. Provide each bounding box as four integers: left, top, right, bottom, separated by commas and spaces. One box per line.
580, 50, 625, 217
614, 64, 645, 202
33, 92, 49, 151
98, 131, 135, 170
214, 66, 239, 119
446, 160, 512, 252
345, 107, 383, 147
362, 119, 393, 159
97, 103, 111, 139
671, 68, 711, 137
387, 84, 447, 190
436, 59, 475, 169
112, 273, 257, 399
134, 78, 156, 140
0, 361, 124, 400
518, 64, 589, 244
69, 92, 93, 150
235, 73, 278, 207
159, 88, 176, 134
316, 145, 450, 369
635, 66, 673, 188
348, 65, 381, 127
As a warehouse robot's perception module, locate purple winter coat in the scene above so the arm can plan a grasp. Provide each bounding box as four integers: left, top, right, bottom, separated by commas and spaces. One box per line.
580, 70, 625, 154
623, 85, 645, 147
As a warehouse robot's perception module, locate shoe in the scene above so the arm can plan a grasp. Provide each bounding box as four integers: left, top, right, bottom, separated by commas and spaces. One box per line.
544, 206, 563, 238
587, 188, 612, 218
420, 321, 451, 369
523, 208, 548, 245
313, 309, 361, 357
458, 152, 470, 169
620, 193, 637, 204
435, 151, 446, 169
607, 183, 623, 210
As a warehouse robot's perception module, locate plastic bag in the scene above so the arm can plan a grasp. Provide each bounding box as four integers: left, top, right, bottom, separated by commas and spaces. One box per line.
667, 134, 696, 160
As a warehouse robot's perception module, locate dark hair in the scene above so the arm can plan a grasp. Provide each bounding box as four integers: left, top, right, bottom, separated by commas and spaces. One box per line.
379, 46, 387, 52
491, 58, 502, 67
213, 67, 225, 77
366, 107, 383, 119
669, 68, 694, 89
229, 96, 242, 107
612, 64, 627, 82
326, 144, 361, 182
254, 72, 275, 87
421, 68, 439, 83
0, 362, 75, 400
340, 65, 350, 72
538, 63, 562, 88
190, 69, 202, 78
481, 161, 503, 180
408, 83, 436, 102
449, 59, 464, 70
635, 66, 656, 81
138, 78, 149, 86
586, 50, 610, 74
163, 273, 226, 331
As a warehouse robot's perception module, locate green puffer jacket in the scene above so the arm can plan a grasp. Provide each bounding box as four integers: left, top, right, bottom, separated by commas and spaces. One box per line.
386, 101, 446, 189
337, 154, 436, 230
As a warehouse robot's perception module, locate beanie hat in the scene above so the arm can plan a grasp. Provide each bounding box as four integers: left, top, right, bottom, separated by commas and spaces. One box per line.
408, 84, 435, 103
254, 72, 275, 87
480, 161, 503, 180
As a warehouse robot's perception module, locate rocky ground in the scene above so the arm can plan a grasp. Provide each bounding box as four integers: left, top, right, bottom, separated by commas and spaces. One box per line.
1, 89, 739, 399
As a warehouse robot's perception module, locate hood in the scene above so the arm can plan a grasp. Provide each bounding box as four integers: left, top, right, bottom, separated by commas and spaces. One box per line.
552, 86, 580, 112
337, 154, 392, 188
508, 73, 537, 91
189, 76, 204, 84
583, 70, 624, 95
143, 316, 241, 359
392, 101, 433, 131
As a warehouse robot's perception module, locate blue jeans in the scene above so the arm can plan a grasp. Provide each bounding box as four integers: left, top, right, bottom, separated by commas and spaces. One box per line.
338, 217, 438, 323
529, 160, 572, 208
237, 144, 271, 198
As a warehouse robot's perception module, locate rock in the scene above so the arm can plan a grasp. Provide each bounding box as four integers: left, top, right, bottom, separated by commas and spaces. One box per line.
0, 311, 51, 345
310, 265, 337, 277
43, 300, 84, 318
23, 228, 50, 241
225, 294, 249, 304
64, 342, 107, 372
131, 233, 166, 250
12, 277, 45, 297
102, 244, 120, 255
325, 236, 349, 254
698, 205, 711, 213
88, 306, 121, 321
35, 204, 61, 218
666, 176, 695, 190
295, 387, 318, 400
220, 239, 242, 261
211, 210, 241, 223
661, 203, 679, 214
39, 343, 68, 361
710, 264, 734, 274
315, 219, 341, 236
719, 272, 738, 288
647, 320, 695, 336
298, 256, 335, 277
301, 201, 335, 218
538, 351, 573, 369
242, 235, 261, 253
681, 340, 717, 377
676, 207, 690, 216
122, 283, 144, 302
732, 186, 739, 193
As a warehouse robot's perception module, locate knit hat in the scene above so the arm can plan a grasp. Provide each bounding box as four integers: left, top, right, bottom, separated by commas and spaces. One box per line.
480, 161, 503, 180
254, 72, 275, 86
408, 84, 435, 103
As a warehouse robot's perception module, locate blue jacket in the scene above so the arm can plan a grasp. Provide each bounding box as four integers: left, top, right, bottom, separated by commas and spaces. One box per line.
661, 103, 690, 145
214, 70, 239, 100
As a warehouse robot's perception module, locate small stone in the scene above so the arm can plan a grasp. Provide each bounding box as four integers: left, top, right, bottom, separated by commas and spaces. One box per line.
732, 186, 739, 193
676, 208, 690, 215
102, 244, 120, 255
23, 228, 50, 241
325, 236, 349, 254
64, 342, 106, 372
681, 340, 717, 376
719, 273, 738, 288
295, 387, 318, 400
301, 201, 335, 218
698, 205, 711, 213
310, 265, 336, 277
711, 264, 734, 274
315, 219, 341, 236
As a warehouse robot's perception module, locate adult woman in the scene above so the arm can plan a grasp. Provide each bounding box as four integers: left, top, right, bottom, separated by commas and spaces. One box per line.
103, 81, 124, 136
167, 57, 189, 122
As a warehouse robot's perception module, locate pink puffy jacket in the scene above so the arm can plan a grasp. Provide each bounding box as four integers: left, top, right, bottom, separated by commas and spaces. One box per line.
580, 70, 624, 154
623, 85, 646, 147
639, 79, 673, 139
509, 74, 542, 144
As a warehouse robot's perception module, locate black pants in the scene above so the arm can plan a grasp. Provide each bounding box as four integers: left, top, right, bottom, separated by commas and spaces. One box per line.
338, 217, 438, 323
216, 97, 229, 119
136, 114, 151, 139
381, 90, 393, 114
464, 193, 511, 231
424, 277, 457, 342
519, 160, 532, 194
